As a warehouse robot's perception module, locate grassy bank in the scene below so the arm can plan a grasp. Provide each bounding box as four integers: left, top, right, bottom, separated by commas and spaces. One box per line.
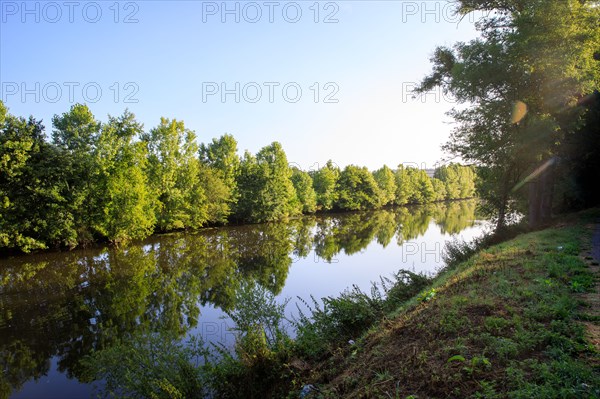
291, 217, 600, 398
87, 211, 600, 398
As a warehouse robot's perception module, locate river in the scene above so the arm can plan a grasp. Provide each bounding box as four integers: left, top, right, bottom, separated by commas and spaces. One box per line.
0, 200, 487, 398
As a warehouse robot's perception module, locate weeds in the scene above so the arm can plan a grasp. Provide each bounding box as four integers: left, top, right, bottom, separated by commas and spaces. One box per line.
293, 270, 432, 360
83, 331, 209, 399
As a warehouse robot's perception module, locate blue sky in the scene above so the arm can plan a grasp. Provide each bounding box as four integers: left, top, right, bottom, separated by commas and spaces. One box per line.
1, 1, 481, 170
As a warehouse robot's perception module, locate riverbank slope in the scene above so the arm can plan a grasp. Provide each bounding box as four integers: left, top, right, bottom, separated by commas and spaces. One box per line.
290, 210, 600, 398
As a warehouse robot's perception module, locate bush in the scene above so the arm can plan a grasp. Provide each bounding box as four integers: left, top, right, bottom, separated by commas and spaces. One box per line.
293, 270, 432, 359
441, 223, 527, 271
442, 237, 483, 270
83, 332, 208, 399
205, 282, 294, 398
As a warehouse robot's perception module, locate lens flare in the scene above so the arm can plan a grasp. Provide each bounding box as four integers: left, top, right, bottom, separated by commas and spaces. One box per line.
511, 100, 528, 124
512, 157, 556, 192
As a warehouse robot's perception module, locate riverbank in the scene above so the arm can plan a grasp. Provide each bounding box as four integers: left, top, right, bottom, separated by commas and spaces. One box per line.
282, 209, 600, 398
194, 209, 600, 398
84, 208, 600, 398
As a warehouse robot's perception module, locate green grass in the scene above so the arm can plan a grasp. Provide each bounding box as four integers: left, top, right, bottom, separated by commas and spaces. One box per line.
289, 220, 599, 398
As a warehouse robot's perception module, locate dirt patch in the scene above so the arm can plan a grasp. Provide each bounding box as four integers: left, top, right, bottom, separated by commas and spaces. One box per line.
579, 224, 600, 350
592, 224, 600, 262
464, 304, 493, 317
583, 321, 600, 353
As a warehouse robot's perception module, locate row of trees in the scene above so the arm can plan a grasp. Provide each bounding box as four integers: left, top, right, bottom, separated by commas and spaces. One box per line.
417, 0, 600, 229
0, 102, 476, 252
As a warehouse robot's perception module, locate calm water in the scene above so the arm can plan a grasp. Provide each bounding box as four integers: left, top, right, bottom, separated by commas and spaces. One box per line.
1, 200, 486, 398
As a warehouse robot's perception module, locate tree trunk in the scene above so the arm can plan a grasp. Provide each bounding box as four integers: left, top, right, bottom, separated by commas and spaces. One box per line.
528, 178, 540, 228
496, 205, 506, 231
539, 161, 554, 223
528, 158, 555, 228
497, 191, 508, 231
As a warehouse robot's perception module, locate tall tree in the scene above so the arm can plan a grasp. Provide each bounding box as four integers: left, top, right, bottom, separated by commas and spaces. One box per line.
457, 165, 476, 199
52, 104, 101, 243
235, 142, 298, 222
94, 111, 155, 243
311, 160, 340, 211
393, 165, 412, 206
199, 134, 240, 186
431, 178, 447, 202
435, 164, 476, 200
235, 151, 261, 222
291, 167, 317, 214
198, 164, 233, 224
435, 164, 460, 200
417, 0, 600, 228
373, 165, 397, 206
199, 134, 240, 223
335, 165, 381, 211
0, 104, 75, 250
142, 118, 207, 231
406, 167, 434, 204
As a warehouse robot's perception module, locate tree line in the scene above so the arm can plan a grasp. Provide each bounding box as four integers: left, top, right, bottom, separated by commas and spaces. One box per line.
0, 102, 476, 252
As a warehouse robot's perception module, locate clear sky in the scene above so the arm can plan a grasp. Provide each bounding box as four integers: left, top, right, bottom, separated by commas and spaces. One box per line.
1, 0, 481, 170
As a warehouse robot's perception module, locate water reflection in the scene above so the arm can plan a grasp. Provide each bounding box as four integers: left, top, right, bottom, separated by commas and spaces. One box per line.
0, 200, 479, 397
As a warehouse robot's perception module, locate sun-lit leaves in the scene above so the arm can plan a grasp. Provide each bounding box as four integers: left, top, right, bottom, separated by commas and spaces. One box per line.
0, 101, 477, 252
418, 0, 600, 228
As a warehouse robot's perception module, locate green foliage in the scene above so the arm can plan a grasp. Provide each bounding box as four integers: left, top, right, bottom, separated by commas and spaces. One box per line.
335, 165, 382, 210
0, 114, 47, 251
52, 103, 102, 244
416, 288, 436, 302
406, 167, 435, 204
235, 143, 299, 223
0, 110, 77, 251
293, 270, 432, 358
418, 0, 600, 228
462, 356, 492, 376
198, 134, 239, 222
442, 237, 484, 270
199, 133, 239, 187
382, 270, 432, 310
431, 178, 447, 202
447, 354, 466, 363
373, 165, 397, 206
291, 167, 317, 214
435, 164, 475, 200
142, 118, 207, 231
198, 164, 233, 224
311, 160, 340, 211
84, 332, 208, 399
0, 100, 477, 252
393, 165, 412, 206
206, 282, 293, 398
226, 282, 290, 348
94, 111, 155, 243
